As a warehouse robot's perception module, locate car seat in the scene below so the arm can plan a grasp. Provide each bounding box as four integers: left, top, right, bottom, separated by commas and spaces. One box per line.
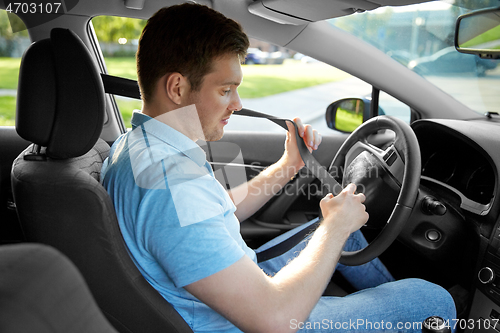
0, 243, 117, 333
10, 28, 192, 333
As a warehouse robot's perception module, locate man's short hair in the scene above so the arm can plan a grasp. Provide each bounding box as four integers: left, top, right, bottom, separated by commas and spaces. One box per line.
136, 3, 250, 103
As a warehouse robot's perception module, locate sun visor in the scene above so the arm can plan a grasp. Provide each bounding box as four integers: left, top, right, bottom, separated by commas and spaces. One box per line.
248, 0, 378, 25
248, 0, 431, 25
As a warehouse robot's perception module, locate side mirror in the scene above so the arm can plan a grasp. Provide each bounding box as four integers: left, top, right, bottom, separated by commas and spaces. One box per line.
325, 97, 384, 133
455, 7, 500, 58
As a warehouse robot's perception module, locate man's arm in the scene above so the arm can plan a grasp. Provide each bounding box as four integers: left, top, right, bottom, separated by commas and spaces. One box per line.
228, 118, 321, 222
185, 184, 367, 333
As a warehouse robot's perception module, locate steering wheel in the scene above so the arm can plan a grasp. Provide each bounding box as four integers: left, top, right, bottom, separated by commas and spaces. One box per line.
237, 110, 420, 266
330, 116, 421, 266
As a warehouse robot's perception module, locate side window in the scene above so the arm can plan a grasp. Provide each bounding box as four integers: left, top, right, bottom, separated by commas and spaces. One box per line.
91, 16, 410, 132
230, 48, 353, 133
379, 91, 411, 124
91, 15, 354, 131
0, 10, 29, 126
91, 16, 146, 127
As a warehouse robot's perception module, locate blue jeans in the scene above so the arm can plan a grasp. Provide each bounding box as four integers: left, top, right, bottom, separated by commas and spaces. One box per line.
256, 218, 456, 332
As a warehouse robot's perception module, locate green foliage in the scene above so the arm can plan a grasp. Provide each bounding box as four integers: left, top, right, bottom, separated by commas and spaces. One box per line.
0, 96, 16, 126
105, 57, 138, 80
115, 98, 141, 126
0, 57, 21, 89
92, 16, 146, 44
240, 60, 350, 98
0, 11, 28, 38
102, 49, 137, 57
0, 11, 28, 56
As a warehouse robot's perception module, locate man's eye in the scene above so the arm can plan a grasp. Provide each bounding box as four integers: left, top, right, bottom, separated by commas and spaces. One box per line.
223, 90, 231, 94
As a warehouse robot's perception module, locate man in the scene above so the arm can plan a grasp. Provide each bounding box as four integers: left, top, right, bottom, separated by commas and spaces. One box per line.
101, 3, 456, 332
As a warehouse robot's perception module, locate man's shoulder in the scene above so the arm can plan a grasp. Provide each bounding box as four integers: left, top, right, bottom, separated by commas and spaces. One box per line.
106, 129, 213, 191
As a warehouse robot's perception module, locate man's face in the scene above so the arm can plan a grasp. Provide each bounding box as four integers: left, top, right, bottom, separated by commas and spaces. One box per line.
187, 54, 243, 141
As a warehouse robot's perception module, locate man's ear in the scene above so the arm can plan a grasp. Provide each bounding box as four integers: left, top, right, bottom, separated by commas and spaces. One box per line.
165, 73, 190, 105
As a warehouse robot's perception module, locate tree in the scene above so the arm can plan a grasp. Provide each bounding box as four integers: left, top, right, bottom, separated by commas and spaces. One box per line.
91, 16, 146, 44
0, 11, 28, 56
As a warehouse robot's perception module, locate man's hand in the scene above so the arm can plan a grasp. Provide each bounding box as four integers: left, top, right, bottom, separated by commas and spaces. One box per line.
229, 118, 322, 222
284, 118, 322, 170
320, 183, 369, 235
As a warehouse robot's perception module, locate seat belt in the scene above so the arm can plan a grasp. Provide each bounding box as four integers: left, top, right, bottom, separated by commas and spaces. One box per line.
255, 220, 320, 262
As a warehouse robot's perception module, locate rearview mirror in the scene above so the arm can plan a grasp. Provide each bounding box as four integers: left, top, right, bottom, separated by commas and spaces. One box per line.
325, 98, 384, 133
455, 7, 500, 58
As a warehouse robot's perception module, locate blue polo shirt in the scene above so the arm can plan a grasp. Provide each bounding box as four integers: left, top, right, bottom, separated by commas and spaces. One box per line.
101, 111, 256, 332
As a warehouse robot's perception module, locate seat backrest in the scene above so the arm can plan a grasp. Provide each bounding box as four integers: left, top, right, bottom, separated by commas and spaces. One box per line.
0, 243, 118, 333
11, 28, 192, 333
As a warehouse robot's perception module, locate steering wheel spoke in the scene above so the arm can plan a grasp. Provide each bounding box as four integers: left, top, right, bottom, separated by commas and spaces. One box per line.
344, 141, 405, 187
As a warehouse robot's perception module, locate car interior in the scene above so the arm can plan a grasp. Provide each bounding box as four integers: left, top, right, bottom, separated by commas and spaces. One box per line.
1, 0, 500, 332
0, 243, 118, 333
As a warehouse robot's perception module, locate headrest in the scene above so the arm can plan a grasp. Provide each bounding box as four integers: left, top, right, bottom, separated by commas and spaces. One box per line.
16, 28, 105, 159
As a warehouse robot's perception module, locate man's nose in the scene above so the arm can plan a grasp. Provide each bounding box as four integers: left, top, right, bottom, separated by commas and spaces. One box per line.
231, 92, 243, 112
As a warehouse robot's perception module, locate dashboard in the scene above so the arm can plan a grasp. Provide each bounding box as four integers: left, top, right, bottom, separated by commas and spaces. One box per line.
410, 119, 500, 325
416, 121, 497, 216
394, 118, 500, 272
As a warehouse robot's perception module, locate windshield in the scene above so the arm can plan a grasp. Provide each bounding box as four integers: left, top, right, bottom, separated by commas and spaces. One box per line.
328, 0, 500, 115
